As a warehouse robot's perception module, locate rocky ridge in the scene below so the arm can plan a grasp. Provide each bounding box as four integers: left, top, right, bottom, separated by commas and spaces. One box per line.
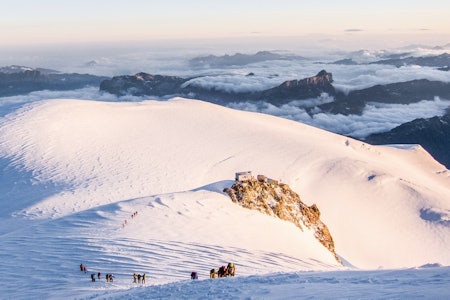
99, 70, 450, 115
224, 176, 341, 264
260, 70, 335, 104
99, 70, 335, 104
0, 66, 107, 97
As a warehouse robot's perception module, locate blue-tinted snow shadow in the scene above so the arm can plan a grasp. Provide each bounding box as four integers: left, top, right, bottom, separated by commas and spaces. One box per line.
0, 157, 72, 219
0, 101, 30, 118
192, 180, 235, 193
420, 208, 450, 226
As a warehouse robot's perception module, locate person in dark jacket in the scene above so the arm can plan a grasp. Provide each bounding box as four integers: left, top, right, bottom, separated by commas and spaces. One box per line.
218, 266, 227, 277
190, 271, 198, 280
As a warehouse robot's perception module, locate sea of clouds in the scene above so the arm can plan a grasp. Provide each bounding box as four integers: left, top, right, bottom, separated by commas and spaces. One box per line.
0, 44, 449, 138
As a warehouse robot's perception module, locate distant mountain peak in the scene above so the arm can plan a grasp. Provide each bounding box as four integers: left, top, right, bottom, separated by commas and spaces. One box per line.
189, 50, 305, 67
260, 70, 335, 102
0, 65, 59, 74
0, 65, 34, 73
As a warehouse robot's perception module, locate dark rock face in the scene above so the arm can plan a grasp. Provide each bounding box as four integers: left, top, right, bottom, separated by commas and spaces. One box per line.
260, 70, 335, 104
371, 53, 450, 67
364, 113, 450, 169
99, 70, 336, 105
99, 73, 187, 97
0, 68, 107, 97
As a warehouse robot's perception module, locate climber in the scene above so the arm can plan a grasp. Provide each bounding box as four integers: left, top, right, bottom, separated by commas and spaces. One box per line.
191, 271, 198, 280
227, 263, 235, 277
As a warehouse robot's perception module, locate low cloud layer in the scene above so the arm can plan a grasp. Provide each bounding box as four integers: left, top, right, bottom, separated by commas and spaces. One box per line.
228, 97, 450, 138
0, 87, 148, 117
183, 62, 450, 94
1, 44, 450, 139
1, 88, 449, 140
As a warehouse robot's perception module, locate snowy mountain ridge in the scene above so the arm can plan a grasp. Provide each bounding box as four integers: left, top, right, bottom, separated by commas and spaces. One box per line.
0, 97, 449, 298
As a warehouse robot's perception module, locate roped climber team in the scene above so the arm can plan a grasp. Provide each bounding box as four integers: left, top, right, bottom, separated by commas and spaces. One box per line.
80, 262, 236, 283
209, 262, 235, 279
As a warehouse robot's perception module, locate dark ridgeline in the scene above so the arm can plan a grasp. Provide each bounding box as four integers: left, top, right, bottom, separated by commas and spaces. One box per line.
99, 70, 336, 104
364, 112, 450, 170
0, 66, 108, 97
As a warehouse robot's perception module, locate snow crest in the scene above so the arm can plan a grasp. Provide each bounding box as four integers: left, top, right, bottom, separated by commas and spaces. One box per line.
0, 98, 449, 298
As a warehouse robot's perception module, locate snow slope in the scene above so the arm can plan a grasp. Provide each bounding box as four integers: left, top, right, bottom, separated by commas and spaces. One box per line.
0, 98, 449, 299
91, 266, 450, 300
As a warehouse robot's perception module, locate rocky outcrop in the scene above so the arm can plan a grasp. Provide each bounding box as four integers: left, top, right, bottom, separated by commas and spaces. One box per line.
260, 70, 335, 104
224, 176, 341, 264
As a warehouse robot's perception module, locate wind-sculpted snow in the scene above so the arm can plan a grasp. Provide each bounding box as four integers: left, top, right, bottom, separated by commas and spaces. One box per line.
0, 189, 339, 299
0, 98, 449, 298
91, 266, 450, 300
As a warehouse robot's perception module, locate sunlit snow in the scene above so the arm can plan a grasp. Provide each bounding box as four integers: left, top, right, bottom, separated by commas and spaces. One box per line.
0, 98, 449, 299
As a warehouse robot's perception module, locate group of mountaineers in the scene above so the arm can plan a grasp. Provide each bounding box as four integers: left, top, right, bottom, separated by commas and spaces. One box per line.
82, 187, 238, 285
190, 263, 236, 280
81, 262, 236, 284
81, 208, 236, 284
80, 264, 115, 283
209, 263, 236, 278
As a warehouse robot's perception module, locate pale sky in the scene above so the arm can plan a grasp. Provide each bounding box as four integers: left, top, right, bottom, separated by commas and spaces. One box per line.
1, 0, 449, 47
